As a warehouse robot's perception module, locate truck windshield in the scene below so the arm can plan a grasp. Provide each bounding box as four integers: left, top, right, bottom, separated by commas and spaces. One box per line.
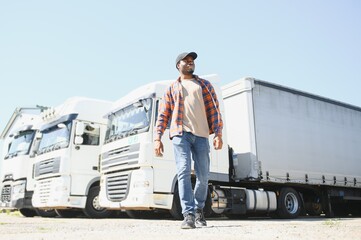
105, 98, 152, 143
37, 121, 72, 155
4, 130, 35, 159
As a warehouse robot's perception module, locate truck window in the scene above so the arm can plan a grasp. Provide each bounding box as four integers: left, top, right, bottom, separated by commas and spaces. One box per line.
82, 124, 100, 145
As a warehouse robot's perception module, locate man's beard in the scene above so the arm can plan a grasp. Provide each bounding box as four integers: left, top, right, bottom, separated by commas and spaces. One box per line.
182, 68, 194, 75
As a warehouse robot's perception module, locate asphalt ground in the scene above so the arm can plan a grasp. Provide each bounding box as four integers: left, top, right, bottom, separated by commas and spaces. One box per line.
0, 213, 360, 240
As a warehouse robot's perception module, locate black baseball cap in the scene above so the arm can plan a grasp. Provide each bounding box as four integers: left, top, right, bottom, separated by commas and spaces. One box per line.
175, 52, 197, 69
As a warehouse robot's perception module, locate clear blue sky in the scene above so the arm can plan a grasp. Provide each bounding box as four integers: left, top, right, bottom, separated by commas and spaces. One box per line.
0, 1, 360, 161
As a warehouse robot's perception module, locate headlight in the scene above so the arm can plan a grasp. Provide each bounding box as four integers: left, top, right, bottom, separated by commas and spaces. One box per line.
133, 181, 150, 189
13, 182, 26, 194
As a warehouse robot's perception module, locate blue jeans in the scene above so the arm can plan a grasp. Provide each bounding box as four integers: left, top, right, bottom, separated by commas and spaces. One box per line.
172, 131, 210, 216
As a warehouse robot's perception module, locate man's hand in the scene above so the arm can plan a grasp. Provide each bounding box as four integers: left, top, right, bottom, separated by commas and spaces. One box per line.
213, 136, 223, 150
154, 140, 164, 157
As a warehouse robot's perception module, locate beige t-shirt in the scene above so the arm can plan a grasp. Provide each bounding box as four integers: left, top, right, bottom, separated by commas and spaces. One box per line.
181, 79, 209, 138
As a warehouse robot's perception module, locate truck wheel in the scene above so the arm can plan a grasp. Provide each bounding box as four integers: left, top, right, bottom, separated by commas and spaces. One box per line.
19, 208, 37, 217
83, 186, 113, 218
169, 184, 213, 220
169, 184, 183, 220
276, 187, 302, 219
35, 209, 57, 218
203, 189, 213, 217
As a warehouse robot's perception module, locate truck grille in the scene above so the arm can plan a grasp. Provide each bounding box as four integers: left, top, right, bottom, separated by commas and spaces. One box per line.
34, 157, 61, 177
1, 185, 11, 203
101, 144, 140, 172
36, 179, 52, 204
106, 170, 132, 201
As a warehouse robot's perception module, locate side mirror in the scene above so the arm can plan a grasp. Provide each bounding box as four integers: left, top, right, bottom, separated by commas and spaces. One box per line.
75, 122, 85, 136
74, 136, 84, 145
57, 123, 66, 129
35, 132, 43, 139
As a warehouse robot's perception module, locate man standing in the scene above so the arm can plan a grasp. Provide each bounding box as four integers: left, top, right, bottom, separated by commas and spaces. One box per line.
154, 52, 223, 229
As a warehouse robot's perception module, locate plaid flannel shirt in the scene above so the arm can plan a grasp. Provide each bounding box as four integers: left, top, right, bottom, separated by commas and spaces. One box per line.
155, 75, 223, 140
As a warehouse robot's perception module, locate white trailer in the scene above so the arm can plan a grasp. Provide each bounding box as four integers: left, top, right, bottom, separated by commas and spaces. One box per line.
31, 97, 115, 218
0, 107, 56, 217
99, 76, 361, 219
219, 77, 361, 218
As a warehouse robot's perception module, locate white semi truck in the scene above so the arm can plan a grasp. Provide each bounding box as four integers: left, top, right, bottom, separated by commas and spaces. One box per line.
98, 75, 361, 219
0, 107, 56, 217
31, 97, 115, 218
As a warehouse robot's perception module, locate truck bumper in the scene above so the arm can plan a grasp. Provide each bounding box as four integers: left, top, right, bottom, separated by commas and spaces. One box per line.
1, 180, 33, 209
32, 176, 86, 209
99, 167, 173, 210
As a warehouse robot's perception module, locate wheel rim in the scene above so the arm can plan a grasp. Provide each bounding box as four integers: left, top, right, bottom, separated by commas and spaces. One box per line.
92, 195, 104, 211
284, 192, 298, 214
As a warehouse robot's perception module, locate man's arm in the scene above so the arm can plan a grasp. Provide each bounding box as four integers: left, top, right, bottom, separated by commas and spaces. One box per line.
154, 89, 172, 139
208, 81, 223, 138
154, 88, 172, 156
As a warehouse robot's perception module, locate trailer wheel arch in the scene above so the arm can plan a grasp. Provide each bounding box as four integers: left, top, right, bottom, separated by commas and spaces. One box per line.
276, 187, 302, 219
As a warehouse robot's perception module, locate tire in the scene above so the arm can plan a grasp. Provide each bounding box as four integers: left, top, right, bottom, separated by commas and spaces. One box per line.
276, 187, 302, 219
55, 209, 82, 218
203, 189, 213, 217
83, 186, 114, 218
169, 183, 213, 220
169, 183, 183, 220
19, 208, 37, 217
35, 209, 57, 218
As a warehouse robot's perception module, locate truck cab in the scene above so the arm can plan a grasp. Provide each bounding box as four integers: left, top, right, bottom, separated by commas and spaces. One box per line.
0, 108, 56, 217
31, 97, 115, 218
98, 75, 229, 218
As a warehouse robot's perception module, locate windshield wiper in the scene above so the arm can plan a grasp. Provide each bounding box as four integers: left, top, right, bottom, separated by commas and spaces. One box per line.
106, 131, 126, 143
4, 152, 18, 159
115, 129, 131, 138
128, 126, 146, 136
106, 134, 116, 143
15, 150, 27, 156
53, 141, 68, 150
38, 143, 56, 154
